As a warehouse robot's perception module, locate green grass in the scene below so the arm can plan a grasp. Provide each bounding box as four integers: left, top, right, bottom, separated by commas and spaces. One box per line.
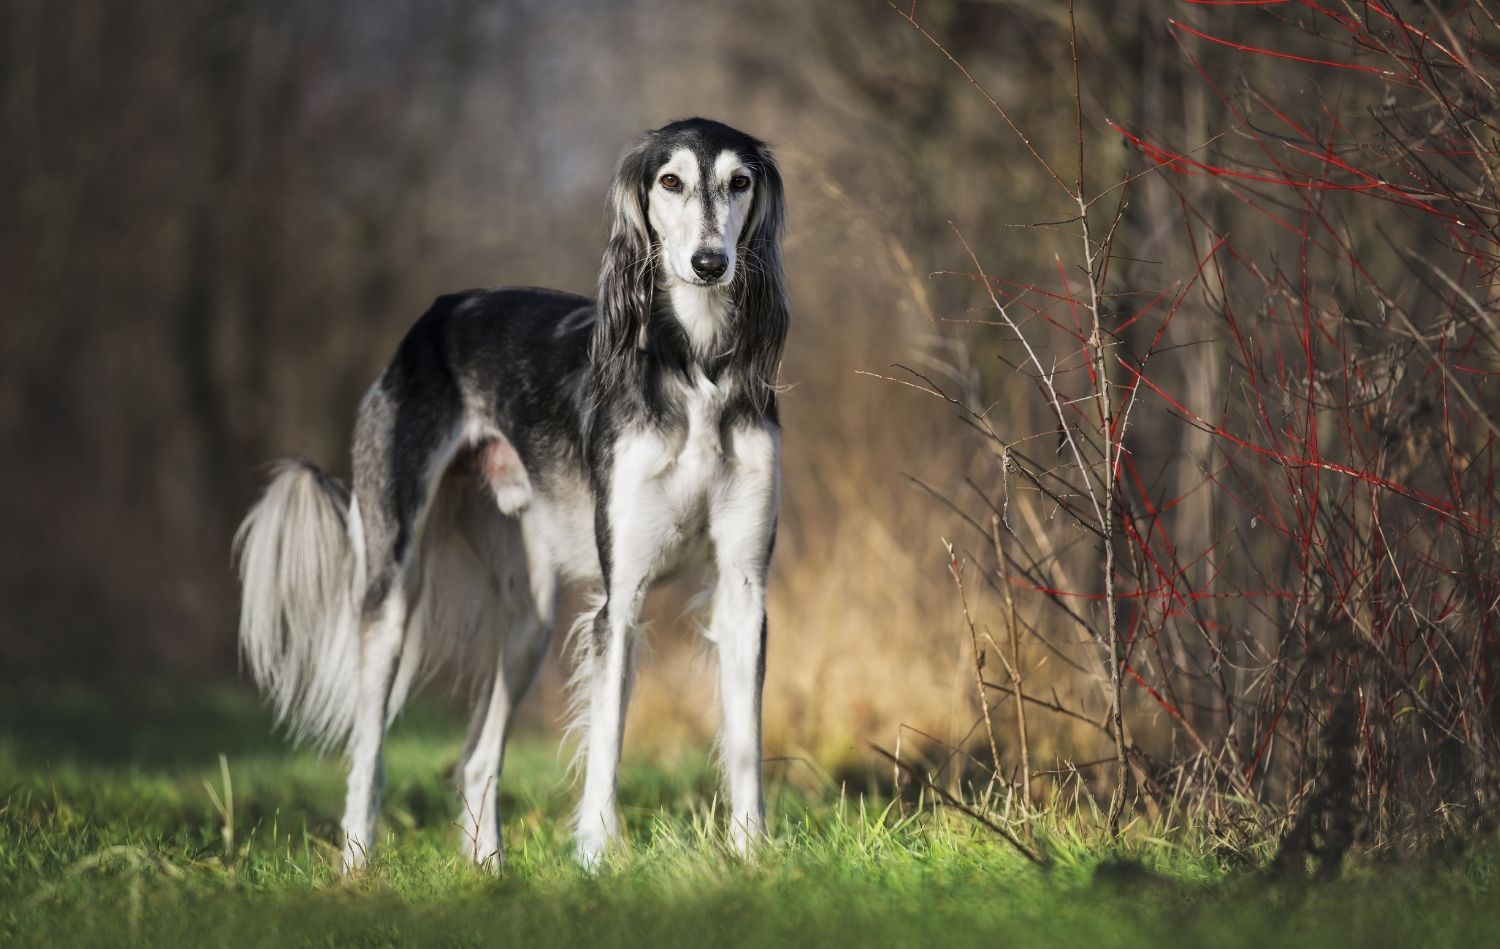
2, 685, 1496, 947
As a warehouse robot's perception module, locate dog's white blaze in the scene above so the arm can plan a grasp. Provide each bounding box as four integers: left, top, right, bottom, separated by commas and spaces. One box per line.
648, 147, 756, 356
648, 147, 755, 286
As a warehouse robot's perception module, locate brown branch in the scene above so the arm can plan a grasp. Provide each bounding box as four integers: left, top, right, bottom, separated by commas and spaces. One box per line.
870, 744, 1049, 867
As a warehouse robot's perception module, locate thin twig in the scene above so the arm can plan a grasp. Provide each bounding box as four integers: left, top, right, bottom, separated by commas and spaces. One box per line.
946, 541, 1005, 801
990, 513, 1032, 804
870, 744, 1049, 866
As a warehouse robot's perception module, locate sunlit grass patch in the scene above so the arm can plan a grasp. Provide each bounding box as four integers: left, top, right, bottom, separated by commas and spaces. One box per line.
1, 685, 1496, 948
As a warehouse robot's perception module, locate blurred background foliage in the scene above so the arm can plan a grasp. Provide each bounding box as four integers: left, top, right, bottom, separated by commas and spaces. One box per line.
0, 0, 1073, 752
3, 0, 1496, 838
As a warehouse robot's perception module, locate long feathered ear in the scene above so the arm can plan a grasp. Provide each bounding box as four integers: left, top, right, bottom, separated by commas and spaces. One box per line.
591, 136, 656, 405
733, 144, 790, 413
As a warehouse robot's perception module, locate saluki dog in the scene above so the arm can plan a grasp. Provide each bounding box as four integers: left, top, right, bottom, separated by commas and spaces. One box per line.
234, 118, 788, 871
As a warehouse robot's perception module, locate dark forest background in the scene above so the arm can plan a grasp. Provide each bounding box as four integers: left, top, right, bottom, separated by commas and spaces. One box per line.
4, 0, 1497, 844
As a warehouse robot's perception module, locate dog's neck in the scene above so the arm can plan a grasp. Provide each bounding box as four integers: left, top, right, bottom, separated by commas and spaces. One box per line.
662, 281, 733, 359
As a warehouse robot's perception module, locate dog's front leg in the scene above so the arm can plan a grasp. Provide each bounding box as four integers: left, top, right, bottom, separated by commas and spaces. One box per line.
572, 597, 638, 869
707, 422, 780, 854
710, 581, 768, 853
573, 436, 670, 869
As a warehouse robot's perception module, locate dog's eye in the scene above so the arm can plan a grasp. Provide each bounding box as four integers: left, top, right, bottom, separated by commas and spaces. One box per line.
659, 174, 682, 191
730, 175, 751, 192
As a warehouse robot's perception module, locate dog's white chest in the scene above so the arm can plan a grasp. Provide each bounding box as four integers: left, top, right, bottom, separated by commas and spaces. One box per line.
606, 371, 732, 584
676, 370, 729, 474
654, 372, 730, 533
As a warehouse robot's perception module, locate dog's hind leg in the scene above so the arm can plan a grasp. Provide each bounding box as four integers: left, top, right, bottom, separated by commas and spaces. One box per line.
340, 498, 426, 873
457, 614, 552, 867
338, 381, 459, 872
339, 572, 410, 872
455, 505, 556, 869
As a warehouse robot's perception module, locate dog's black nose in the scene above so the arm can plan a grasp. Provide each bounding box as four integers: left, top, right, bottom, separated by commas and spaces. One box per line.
690, 249, 728, 281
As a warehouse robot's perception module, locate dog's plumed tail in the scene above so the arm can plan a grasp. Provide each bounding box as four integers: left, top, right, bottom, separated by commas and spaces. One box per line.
233, 459, 366, 754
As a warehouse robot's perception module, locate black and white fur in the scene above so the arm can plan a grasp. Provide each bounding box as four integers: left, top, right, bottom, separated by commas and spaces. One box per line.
234, 119, 788, 871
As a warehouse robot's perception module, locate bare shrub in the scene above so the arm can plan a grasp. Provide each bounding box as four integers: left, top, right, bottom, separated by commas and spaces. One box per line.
879, 0, 1500, 856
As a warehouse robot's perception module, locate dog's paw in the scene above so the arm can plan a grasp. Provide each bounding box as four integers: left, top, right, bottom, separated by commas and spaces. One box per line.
339, 839, 370, 875
573, 831, 609, 872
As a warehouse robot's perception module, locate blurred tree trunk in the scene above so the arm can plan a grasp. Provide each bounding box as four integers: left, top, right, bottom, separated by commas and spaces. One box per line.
171, 0, 264, 546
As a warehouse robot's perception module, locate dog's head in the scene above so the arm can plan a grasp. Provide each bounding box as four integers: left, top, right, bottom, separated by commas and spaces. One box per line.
608, 118, 784, 289
593, 119, 788, 408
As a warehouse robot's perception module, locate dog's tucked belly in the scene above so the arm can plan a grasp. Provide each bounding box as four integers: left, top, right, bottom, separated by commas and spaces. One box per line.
524, 476, 601, 584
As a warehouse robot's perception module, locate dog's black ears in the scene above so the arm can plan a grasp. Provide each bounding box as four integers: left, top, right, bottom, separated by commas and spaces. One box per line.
745, 143, 785, 248
733, 142, 790, 410
607, 136, 655, 248
591, 135, 657, 403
